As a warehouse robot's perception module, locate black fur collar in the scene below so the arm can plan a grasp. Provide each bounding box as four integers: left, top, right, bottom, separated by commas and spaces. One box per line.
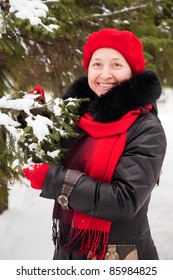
63, 71, 162, 122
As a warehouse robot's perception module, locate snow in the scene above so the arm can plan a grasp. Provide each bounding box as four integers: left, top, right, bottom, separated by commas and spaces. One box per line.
0, 94, 55, 150
0, 94, 41, 114
0, 0, 59, 32
0, 92, 81, 169
0, 113, 19, 127
0, 89, 173, 260
0, 95, 68, 142
0, 179, 54, 260
26, 114, 53, 142
9, 0, 48, 26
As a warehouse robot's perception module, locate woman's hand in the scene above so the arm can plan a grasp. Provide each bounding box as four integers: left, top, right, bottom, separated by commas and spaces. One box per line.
22, 163, 50, 189
29, 85, 46, 103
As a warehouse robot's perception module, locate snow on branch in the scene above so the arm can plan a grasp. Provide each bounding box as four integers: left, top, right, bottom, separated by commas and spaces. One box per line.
94, 4, 147, 18
0, 91, 88, 174
0, 94, 41, 113
0, 113, 20, 127
8, 0, 59, 32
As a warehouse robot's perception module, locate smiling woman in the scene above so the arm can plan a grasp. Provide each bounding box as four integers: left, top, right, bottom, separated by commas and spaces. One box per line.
88, 48, 132, 96
23, 28, 167, 260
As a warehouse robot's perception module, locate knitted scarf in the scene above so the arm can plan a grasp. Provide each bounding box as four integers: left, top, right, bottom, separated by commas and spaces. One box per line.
57, 107, 151, 259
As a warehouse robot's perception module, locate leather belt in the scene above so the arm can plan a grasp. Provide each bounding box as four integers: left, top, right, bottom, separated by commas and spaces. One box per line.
87, 244, 138, 260
105, 245, 120, 260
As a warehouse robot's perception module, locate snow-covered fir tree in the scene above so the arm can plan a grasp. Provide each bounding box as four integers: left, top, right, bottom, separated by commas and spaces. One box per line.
0, 86, 87, 174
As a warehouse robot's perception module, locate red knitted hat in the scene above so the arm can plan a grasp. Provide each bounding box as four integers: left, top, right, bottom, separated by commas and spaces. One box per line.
82, 28, 145, 74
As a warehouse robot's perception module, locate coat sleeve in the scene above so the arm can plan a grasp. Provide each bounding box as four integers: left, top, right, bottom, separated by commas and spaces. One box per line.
68, 114, 167, 222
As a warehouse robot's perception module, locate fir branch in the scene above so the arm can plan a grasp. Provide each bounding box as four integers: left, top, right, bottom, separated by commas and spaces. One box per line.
93, 4, 147, 18
0, 93, 88, 176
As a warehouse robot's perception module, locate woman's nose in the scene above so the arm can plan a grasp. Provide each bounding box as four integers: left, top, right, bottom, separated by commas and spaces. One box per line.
99, 67, 113, 79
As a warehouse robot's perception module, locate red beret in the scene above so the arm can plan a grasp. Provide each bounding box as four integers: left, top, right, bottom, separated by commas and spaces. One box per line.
82, 28, 145, 74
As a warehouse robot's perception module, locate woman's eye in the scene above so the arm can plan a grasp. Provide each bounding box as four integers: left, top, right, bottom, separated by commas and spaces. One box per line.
93, 63, 100, 67
114, 63, 121, 67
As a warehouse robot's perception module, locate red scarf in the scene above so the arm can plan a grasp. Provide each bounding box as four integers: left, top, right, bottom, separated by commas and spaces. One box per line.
62, 107, 151, 259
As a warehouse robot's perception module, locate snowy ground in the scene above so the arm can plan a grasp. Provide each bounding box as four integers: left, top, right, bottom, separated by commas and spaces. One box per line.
0, 89, 173, 260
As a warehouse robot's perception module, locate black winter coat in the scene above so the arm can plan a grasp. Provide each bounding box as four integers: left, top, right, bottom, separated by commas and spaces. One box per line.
41, 71, 167, 260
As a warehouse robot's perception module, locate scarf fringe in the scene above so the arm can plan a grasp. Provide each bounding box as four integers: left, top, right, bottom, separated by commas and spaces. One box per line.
62, 225, 109, 260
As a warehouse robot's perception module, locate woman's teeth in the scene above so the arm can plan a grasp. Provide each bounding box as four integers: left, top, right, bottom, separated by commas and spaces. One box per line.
99, 83, 114, 88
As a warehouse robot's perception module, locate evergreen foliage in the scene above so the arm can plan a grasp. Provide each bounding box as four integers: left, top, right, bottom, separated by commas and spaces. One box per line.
0, 0, 173, 95
0, 91, 88, 176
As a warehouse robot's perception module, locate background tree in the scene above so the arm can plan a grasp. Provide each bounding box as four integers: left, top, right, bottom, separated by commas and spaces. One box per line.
1, 0, 173, 94
0, 0, 173, 213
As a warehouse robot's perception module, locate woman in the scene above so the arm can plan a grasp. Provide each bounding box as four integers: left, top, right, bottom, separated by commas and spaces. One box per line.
23, 28, 167, 260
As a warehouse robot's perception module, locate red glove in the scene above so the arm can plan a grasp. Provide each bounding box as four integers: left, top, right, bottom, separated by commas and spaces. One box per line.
22, 163, 50, 189
29, 85, 46, 103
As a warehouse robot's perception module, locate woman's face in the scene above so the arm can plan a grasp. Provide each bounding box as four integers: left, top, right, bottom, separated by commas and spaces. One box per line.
88, 48, 132, 96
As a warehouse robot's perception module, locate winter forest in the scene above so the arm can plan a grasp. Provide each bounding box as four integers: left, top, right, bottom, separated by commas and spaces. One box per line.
0, 0, 173, 261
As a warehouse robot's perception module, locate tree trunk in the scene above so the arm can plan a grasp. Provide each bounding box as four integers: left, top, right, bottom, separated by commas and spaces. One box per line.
0, 180, 8, 214
0, 128, 8, 214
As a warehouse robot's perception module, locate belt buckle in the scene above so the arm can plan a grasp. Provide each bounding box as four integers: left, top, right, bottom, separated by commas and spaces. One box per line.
105, 245, 119, 260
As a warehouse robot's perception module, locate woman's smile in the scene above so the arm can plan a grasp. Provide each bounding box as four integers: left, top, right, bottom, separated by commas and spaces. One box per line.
98, 82, 117, 88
